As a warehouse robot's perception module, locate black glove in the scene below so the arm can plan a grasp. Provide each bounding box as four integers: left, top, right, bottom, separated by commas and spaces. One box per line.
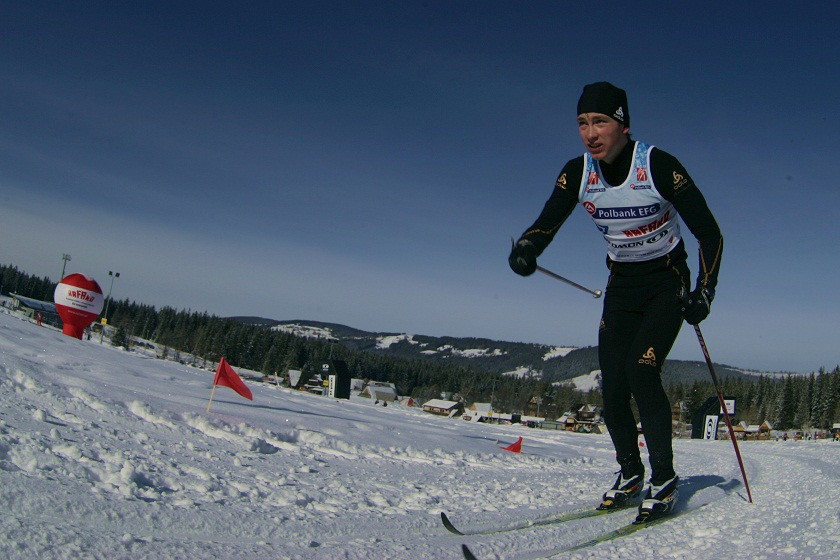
678, 286, 715, 325
508, 239, 537, 276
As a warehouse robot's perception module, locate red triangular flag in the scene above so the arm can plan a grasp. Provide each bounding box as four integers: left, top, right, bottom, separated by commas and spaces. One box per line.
501, 436, 523, 453
213, 357, 253, 400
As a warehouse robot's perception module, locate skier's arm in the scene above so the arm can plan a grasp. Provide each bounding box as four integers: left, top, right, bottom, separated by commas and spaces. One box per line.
651, 149, 723, 291
517, 158, 583, 255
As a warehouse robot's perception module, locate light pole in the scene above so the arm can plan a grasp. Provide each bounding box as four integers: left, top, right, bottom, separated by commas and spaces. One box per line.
102, 271, 120, 322
99, 271, 120, 343
490, 379, 497, 413
60, 253, 71, 279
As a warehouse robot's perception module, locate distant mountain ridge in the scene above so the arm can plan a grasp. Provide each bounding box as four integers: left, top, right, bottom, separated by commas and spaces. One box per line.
231, 317, 788, 386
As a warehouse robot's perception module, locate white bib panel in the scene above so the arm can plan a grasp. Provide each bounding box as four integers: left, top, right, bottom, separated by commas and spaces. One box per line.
579, 142, 682, 262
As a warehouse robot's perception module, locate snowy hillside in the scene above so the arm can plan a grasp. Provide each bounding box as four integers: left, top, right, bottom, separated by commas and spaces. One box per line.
1, 309, 839, 559
259, 319, 788, 386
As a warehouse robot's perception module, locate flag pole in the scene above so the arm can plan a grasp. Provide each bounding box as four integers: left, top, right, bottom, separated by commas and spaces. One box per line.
206, 361, 222, 413
206, 383, 218, 413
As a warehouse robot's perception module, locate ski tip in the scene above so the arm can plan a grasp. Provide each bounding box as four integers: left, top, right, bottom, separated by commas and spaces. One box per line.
461, 543, 479, 560
440, 512, 464, 535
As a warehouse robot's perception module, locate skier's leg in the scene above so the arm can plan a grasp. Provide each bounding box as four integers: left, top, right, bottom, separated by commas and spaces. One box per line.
625, 286, 683, 484
599, 305, 644, 477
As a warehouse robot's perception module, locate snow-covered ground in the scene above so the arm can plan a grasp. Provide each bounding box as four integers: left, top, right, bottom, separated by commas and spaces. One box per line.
1, 309, 838, 559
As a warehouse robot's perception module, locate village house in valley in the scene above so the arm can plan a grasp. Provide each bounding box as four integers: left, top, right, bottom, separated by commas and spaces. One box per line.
422, 399, 463, 417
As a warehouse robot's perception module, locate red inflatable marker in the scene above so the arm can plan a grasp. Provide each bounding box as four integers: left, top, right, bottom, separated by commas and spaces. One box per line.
53, 273, 104, 339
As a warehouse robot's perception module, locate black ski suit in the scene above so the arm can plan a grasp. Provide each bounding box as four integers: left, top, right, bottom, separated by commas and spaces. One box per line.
516, 140, 723, 484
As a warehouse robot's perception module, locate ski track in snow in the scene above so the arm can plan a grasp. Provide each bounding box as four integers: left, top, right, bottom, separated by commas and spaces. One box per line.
1, 310, 839, 559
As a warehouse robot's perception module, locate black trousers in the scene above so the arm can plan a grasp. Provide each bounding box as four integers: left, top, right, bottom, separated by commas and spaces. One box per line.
598, 253, 690, 484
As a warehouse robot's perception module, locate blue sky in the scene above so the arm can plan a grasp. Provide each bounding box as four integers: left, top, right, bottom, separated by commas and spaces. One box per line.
2, 2, 838, 373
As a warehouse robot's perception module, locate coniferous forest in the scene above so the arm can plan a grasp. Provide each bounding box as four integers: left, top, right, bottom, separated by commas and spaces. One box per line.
2, 262, 839, 430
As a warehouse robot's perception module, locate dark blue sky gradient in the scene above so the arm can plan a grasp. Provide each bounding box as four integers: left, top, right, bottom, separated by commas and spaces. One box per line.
2, 2, 838, 372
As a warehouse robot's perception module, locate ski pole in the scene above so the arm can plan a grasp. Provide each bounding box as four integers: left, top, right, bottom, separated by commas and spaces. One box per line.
511, 237, 602, 298
693, 324, 753, 503
536, 266, 603, 298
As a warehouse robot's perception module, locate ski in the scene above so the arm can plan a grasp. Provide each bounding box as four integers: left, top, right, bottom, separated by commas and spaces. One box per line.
461, 504, 706, 560
440, 504, 626, 537
550, 514, 671, 554
460, 515, 664, 560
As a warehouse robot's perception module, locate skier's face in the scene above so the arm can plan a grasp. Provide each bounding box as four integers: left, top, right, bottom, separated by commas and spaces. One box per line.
577, 113, 629, 164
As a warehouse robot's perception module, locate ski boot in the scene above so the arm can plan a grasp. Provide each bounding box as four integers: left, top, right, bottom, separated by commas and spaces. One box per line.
633, 476, 679, 524
596, 471, 644, 510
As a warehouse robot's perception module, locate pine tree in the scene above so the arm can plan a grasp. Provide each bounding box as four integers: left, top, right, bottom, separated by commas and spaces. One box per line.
111, 326, 130, 350
793, 374, 815, 429
827, 367, 840, 428
683, 380, 708, 424
775, 375, 797, 430
814, 369, 833, 428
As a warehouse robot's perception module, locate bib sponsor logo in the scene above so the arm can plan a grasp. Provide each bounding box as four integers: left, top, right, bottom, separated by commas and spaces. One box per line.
636, 167, 648, 181
623, 210, 671, 237
583, 201, 597, 215
646, 229, 669, 244
587, 171, 600, 185
594, 204, 660, 220
609, 230, 669, 248
610, 239, 645, 249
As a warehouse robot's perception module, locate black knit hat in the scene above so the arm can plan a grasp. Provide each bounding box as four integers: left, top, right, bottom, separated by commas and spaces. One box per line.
577, 82, 629, 126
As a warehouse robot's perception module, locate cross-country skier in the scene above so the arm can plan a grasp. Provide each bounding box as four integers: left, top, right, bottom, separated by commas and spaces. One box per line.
508, 82, 723, 523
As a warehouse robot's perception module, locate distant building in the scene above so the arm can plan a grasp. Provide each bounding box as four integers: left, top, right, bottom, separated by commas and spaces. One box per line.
575, 404, 599, 422
287, 369, 324, 394
466, 402, 491, 415
361, 381, 398, 402
742, 421, 773, 440
461, 403, 544, 426
422, 399, 463, 417
287, 369, 307, 388
9, 293, 60, 326
462, 402, 492, 423
550, 404, 605, 433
